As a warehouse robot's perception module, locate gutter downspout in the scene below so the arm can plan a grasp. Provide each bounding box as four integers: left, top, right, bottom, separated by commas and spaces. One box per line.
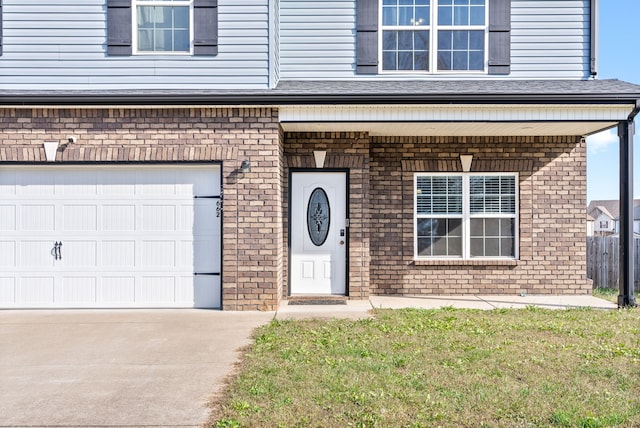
618, 99, 640, 308
590, 0, 598, 77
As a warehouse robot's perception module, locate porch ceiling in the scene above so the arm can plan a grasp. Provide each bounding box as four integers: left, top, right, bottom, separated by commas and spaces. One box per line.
279, 103, 632, 137
280, 121, 618, 137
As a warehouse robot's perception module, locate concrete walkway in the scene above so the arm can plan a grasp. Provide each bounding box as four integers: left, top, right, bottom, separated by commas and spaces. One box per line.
275, 294, 617, 319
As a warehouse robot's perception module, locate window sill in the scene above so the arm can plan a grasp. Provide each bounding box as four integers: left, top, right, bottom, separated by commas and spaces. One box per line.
412, 259, 519, 267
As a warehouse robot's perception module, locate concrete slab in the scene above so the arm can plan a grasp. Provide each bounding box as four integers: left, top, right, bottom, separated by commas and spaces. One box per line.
371, 294, 617, 311
0, 309, 274, 428
278, 295, 617, 320
275, 300, 373, 320
477, 294, 618, 310
370, 295, 495, 310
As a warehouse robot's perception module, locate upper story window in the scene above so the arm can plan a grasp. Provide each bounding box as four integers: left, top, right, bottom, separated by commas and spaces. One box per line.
107, 0, 218, 57
381, 0, 487, 73
134, 0, 192, 54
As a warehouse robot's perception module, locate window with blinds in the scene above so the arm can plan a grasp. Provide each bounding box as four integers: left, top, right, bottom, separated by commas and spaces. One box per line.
415, 173, 517, 259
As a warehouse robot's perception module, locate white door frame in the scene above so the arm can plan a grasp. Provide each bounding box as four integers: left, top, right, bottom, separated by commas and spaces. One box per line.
289, 169, 349, 295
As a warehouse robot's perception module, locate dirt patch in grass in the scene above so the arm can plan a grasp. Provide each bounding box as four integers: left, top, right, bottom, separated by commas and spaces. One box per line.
208, 307, 640, 427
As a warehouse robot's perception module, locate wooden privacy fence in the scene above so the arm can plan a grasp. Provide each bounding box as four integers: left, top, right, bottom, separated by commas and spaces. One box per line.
586, 236, 640, 291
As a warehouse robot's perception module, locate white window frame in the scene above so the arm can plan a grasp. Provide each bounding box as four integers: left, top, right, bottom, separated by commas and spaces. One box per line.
132, 0, 194, 55
379, 0, 489, 74
414, 172, 519, 260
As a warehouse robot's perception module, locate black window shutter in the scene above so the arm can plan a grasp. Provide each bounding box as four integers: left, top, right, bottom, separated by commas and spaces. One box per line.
107, 0, 132, 56
356, 0, 378, 74
488, 0, 511, 75
194, 0, 218, 56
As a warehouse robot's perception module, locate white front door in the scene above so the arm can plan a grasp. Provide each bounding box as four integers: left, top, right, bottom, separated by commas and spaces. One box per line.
290, 172, 347, 295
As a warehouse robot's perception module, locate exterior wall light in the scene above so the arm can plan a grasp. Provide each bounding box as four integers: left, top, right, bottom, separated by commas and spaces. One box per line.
240, 160, 251, 173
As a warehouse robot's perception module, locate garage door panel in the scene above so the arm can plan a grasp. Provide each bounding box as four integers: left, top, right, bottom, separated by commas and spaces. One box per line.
180, 169, 220, 196
0, 278, 16, 303
64, 241, 97, 267
17, 171, 56, 196
21, 205, 55, 231
2, 165, 221, 309
102, 241, 136, 267
98, 171, 137, 196
192, 239, 221, 272
62, 277, 97, 304
19, 277, 55, 304
63, 205, 98, 232
101, 277, 136, 304
142, 205, 177, 231
58, 171, 98, 196
0, 241, 16, 267
142, 240, 176, 267
192, 199, 221, 235
0, 206, 16, 230
140, 276, 175, 304
102, 205, 136, 231
21, 241, 54, 267
0, 171, 16, 195
193, 276, 221, 308
138, 170, 177, 196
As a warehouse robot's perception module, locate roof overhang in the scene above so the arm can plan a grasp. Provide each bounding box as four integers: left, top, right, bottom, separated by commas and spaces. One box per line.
1, 80, 639, 137
279, 104, 632, 136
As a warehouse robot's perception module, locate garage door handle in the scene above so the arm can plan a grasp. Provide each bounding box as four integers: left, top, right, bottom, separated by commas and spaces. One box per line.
52, 241, 62, 260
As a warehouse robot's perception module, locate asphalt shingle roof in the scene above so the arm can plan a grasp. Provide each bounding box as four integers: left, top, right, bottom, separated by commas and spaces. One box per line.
0, 79, 639, 105
274, 79, 640, 97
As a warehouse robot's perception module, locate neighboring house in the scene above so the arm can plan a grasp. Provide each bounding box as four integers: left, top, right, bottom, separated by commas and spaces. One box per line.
587, 201, 618, 236
1, 0, 640, 310
586, 213, 595, 237
587, 199, 640, 236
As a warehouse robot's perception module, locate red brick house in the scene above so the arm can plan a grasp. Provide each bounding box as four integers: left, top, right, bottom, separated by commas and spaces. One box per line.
1, 0, 639, 309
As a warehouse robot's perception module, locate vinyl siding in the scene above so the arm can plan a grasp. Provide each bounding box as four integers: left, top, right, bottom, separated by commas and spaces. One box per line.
0, 0, 270, 89
279, 0, 592, 80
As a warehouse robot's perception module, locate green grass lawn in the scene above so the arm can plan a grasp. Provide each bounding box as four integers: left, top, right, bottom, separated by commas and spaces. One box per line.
209, 307, 640, 428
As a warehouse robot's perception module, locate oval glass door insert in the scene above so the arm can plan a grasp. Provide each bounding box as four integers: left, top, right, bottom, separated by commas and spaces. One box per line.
307, 187, 330, 246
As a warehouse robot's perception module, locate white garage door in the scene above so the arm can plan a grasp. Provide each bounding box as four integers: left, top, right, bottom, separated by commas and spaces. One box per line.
0, 165, 221, 308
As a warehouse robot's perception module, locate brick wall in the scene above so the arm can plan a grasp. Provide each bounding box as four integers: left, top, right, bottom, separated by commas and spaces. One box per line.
0, 107, 283, 310
2, 109, 591, 306
370, 135, 590, 295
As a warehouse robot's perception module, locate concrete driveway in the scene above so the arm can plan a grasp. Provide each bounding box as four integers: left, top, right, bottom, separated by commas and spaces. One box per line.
0, 310, 274, 428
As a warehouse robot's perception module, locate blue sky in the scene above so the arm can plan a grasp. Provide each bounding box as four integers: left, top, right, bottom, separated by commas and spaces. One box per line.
586, 0, 640, 203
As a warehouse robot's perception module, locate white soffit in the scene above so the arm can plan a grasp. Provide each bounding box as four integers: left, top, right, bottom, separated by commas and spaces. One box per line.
279, 104, 631, 136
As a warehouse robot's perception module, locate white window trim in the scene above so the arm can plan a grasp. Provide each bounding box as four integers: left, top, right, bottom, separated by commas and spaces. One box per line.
132, 0, 194, 56
379, 0, 489, 74
414, 172, 519, 260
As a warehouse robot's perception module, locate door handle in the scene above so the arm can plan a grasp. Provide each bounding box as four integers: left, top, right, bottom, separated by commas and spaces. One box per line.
52, 242, 63, 260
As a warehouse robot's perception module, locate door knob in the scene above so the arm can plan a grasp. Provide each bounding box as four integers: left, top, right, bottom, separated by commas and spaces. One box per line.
339, 240, 345, 245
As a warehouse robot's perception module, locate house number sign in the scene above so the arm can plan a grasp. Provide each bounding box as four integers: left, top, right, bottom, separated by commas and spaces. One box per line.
307, 187, 330, 246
